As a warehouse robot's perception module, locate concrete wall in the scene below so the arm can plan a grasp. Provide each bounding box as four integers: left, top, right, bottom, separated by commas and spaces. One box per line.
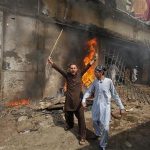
0, 10, 93, 100
43, 0, 104, 27
0, 0, 150, 100
104, 17, 150, 43
69, 1, 103, 27
2, 14, 43, 100
43, 0, 150, 44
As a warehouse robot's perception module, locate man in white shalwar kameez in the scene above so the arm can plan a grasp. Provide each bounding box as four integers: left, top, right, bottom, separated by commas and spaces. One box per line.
132, 66, 138, 83
82, 65, 125, 150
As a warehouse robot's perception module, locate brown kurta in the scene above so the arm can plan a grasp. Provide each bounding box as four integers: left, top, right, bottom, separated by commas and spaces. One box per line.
52, 63, 91, 111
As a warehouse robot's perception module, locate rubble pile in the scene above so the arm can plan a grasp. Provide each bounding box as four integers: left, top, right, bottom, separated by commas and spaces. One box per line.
0, 84, 149, 150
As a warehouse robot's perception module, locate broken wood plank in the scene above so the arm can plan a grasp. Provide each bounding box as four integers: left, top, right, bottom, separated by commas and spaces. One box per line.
47, 104, 64, 110
36, 97, 65, 110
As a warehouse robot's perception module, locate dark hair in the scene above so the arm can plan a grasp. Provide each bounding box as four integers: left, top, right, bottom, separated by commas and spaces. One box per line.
95, 70, 105, 75
67, 63, 78, 68
95, 65, 106, 72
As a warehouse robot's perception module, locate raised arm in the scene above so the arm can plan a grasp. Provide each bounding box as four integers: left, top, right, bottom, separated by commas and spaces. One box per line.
81, 56, 97, 76
81, 63, 92, 76
48, 57, 67, 78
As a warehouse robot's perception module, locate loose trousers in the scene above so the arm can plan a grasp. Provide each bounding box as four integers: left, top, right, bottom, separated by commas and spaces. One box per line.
65, 107, 86, 139
93, 120, 109, 148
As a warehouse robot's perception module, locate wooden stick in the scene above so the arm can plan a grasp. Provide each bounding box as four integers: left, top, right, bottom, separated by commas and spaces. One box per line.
48, 2, 68, 58
49, 29, 64, 57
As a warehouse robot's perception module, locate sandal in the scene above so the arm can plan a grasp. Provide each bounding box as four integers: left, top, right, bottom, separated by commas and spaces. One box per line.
79, 139, 86, 145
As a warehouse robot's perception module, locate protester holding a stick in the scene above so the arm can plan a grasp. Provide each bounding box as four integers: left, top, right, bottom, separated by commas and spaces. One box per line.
48, 56, 96, 145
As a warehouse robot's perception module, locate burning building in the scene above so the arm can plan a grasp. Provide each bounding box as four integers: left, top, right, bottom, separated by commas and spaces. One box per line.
0, 0, 150, 101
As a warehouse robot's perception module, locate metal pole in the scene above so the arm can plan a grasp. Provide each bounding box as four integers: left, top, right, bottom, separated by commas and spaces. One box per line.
116, 57, 122, 83
110, 49, 116, 65
118, 57, 122, 70
118, 61, 124, 83
103, 49, 106, 65
114, 51, 119, 65
107, 49, 111, 66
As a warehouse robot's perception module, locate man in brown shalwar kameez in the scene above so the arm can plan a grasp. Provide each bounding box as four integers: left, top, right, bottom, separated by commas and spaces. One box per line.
48, 57, 96, 145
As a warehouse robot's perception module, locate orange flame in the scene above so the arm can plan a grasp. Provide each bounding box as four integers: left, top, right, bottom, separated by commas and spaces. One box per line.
82, 38, 97, 87
6, 99, 30, 107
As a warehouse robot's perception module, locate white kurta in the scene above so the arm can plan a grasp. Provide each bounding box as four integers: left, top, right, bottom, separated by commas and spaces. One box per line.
132, 68, 138, 82
82, 77, 124, 130
83, 77, 125, 148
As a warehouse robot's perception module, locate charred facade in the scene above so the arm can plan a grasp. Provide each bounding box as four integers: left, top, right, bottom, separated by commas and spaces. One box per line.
0, 0, 150, 100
